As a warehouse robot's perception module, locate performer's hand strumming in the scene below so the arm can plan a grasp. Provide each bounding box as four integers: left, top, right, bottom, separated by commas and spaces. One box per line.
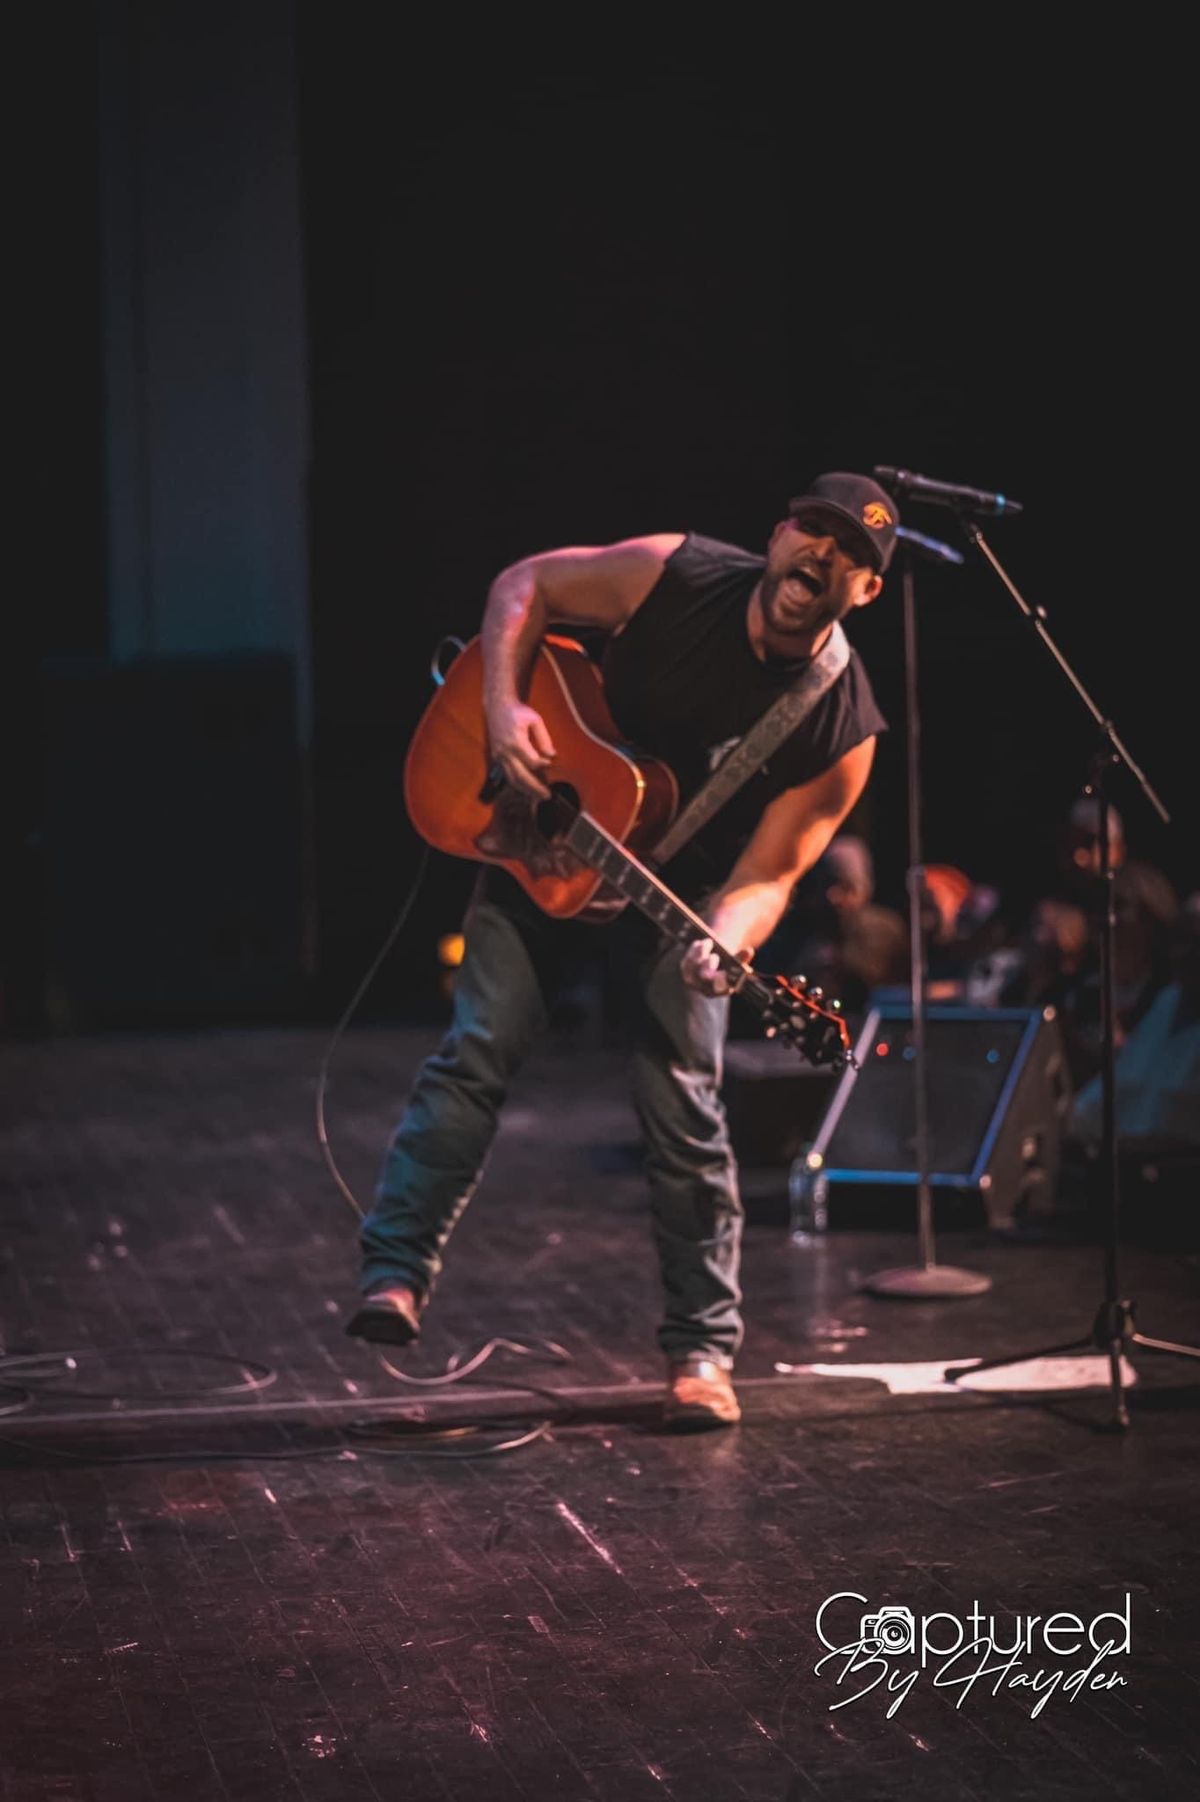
486, 700, 557, 800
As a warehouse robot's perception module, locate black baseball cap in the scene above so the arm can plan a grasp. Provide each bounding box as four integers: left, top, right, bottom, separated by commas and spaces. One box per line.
787, 472, 900, 572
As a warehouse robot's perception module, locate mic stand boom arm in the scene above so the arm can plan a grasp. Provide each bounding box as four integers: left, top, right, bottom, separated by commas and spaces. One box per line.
960, 520, 1168, 826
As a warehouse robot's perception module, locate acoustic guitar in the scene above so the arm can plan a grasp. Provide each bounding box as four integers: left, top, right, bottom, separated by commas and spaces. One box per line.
404, 635, 853, 1069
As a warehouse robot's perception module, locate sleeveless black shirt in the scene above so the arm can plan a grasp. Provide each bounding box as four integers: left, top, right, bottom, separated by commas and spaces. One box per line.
601, 532, 887, 893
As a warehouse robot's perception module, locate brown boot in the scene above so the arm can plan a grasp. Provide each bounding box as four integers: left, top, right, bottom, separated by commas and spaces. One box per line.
344, 1282, 425, 1347
664, 1356, 741, 1431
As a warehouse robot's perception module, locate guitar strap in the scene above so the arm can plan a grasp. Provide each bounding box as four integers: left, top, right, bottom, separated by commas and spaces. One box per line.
647, 620, 851, 868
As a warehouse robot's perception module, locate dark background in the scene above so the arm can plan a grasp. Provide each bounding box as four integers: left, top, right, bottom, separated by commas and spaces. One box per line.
12, 7, 1192, 1037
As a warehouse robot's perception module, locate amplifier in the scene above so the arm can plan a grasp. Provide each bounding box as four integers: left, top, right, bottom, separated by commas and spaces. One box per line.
793, 1003, 1072, 1233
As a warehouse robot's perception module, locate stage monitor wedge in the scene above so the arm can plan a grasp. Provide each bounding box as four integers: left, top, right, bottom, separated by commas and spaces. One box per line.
801, 1002, 1072, 1233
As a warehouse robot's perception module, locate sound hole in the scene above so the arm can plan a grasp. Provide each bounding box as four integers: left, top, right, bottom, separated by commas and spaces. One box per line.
536, 782, 581, 841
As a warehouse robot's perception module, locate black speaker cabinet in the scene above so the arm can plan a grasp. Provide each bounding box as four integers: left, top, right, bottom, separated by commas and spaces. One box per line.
801, 1003, 1072, 1232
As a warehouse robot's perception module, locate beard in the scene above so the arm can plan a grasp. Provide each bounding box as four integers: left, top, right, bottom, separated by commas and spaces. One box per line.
759, 563, 846, 643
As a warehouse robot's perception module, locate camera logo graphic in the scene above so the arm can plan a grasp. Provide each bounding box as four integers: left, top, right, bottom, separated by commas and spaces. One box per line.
860, 1605, 916, 1655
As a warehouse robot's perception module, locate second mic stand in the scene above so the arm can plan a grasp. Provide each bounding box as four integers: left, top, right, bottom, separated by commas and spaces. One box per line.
863, 534, 990, 1297
942, 518, 1200, 1426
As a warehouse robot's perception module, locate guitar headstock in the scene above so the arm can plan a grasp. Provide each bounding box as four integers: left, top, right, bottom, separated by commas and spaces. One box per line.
759, 973, 855, 1070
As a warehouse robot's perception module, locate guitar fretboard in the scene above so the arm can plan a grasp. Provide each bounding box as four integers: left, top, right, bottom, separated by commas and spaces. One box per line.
565, 812, 772, 1008
561, 808, 850, 1067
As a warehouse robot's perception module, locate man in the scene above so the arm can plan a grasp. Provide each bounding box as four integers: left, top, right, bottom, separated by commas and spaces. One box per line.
1013, 797, 1182, 1085
347, 472, 898, 1428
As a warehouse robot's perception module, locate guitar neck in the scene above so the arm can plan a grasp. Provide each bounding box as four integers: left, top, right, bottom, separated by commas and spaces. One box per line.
565, 812, 772, 1009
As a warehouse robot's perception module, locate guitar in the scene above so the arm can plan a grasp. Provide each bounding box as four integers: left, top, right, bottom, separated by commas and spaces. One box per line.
404, 635, 854, 1069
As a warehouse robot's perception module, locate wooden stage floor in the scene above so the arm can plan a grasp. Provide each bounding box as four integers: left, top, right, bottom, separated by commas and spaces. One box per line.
1, 1026, 1197, 1800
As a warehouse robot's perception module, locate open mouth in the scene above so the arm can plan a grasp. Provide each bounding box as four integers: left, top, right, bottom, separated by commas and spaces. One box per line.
785, 566, 823, 599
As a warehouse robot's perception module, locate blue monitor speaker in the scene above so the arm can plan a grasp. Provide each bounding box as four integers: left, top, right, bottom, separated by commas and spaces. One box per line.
798, 1003, 1072, 1232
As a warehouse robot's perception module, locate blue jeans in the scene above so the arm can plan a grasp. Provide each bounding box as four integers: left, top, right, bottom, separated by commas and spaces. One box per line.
359, 878, 744, 1366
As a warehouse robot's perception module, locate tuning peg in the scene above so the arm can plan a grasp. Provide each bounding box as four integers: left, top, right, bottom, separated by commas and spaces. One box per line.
807, 987, 824, 1004
789, 974, 808, 989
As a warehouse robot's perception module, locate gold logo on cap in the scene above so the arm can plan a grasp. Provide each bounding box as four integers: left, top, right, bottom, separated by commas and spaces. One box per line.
863, 502, 893, 529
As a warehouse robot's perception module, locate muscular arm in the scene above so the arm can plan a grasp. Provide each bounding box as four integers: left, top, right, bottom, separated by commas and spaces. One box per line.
482, 535, 683, 797
685, 737, 877, 992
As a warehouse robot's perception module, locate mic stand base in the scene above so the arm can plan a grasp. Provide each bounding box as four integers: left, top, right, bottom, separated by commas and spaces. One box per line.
944, 1298, 1200, 1430
864, 1265, 993, 1298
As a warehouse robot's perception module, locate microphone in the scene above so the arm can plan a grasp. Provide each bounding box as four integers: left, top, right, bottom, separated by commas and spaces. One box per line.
874, 466, 1023, 517
894, 525, 964, 566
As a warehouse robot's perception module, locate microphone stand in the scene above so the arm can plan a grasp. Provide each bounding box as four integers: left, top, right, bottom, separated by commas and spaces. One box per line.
941, 515, 1199, 1426
863, 532, 991, 1298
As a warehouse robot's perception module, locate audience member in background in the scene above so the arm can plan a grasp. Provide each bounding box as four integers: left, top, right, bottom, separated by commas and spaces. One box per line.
1055, 796, 1177, 921
753, 833, 908, 1014
1069, 891, 1200, 1149
1016, 796, 1182, 1083
996, 895, 1092, 1016
920, 864, 1004, 1001
959, 886, 1029, 1007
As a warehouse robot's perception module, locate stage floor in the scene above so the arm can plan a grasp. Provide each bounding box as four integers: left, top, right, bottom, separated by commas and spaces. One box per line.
2, 1026, 1198, 1801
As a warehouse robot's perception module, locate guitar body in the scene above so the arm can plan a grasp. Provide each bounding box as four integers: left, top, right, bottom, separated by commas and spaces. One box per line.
403, 636, 679, 920
404, 633, 853, 1065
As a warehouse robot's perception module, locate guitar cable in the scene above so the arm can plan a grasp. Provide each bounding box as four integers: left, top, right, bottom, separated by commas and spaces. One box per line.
315, 632, 461, 1216
314, 842, 431, 1221
312, 835, 575, 1455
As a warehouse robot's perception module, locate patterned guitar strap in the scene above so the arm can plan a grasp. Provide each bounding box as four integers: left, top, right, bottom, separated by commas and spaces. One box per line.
647, 621, 851, 869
